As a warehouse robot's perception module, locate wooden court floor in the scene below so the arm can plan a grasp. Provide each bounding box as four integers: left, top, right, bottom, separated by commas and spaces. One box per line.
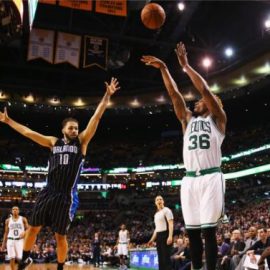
0, 263, 119, 270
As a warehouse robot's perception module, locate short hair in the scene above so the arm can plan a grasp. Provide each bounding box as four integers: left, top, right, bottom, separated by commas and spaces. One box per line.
12, 206, 19, 210
62, 117, 78, 128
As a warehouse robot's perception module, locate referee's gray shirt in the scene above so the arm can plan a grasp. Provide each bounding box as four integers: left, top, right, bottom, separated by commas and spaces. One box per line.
154, 207, 173, 232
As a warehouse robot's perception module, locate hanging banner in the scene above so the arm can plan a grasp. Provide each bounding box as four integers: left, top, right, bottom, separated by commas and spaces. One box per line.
39, 0, 56, 4
83, 36, 108, 70
95, 0, 127, 17
55, 32, 81, 68
59, 0, 92, 11
27, 28, 54, 63
12, 0, 24, 23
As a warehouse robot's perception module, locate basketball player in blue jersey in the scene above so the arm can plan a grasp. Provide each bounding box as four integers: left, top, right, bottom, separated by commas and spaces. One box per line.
141, 43, 227, 270
0, 77, 120, 270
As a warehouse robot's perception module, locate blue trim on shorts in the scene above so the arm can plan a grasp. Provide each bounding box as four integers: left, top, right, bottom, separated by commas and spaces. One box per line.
69, 161, 83, 221
69, 189, 79, 221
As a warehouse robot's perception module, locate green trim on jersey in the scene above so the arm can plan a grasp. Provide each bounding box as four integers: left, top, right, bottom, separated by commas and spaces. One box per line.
186, 222, 218, 229
185, 167, 221, 177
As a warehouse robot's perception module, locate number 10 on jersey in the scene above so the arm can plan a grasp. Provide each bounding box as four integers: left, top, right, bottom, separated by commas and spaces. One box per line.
59, 153, 69, 165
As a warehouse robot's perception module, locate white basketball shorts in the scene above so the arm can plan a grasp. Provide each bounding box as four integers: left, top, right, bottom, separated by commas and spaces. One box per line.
7, 239, 24, 260
180, 172, 225, 229
118, 243, 128, 256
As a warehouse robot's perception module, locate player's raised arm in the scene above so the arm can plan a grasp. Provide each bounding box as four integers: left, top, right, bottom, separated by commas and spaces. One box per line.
175, 42, 226, 133
79, 77, 120, 152
141, 55, 192, 132
0, 108, 57, 148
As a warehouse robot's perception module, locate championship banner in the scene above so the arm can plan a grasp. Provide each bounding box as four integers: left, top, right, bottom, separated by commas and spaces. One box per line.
12, 0, 24, 23
83, 36, 108, 70
39, 0, 57, 4
55, 32, 81, 68
95, 0, 127, 17
27, 28, 54, 63
59, 0, 92, 11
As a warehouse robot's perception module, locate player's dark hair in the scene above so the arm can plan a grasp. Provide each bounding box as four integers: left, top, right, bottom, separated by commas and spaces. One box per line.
62, 118, 79, 128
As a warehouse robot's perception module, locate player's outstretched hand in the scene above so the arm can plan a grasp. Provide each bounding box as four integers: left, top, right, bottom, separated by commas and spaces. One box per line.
175, 42, 189, 68
105, 77, 120, 96
141, 55, 166, 69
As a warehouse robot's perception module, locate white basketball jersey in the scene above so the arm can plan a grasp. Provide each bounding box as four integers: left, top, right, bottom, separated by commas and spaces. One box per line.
119, 230, 128, 243
183, 115, 225, 171
7, 216, 24, 238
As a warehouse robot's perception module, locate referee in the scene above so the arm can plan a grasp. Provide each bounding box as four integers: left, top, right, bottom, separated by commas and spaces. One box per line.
148, 195, 173, 270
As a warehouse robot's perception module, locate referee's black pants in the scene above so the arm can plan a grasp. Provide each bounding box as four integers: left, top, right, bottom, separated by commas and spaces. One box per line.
156, 230, 172, 270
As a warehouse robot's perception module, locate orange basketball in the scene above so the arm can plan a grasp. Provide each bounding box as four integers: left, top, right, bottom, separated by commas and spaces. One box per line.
141, 3, 166, 30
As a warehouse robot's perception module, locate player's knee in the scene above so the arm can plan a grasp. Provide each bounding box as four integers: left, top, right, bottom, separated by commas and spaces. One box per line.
28, 226, 41, 235
55, 233, 67, 244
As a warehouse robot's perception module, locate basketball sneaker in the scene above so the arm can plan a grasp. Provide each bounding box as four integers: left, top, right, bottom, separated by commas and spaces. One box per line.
18, 257, 33, 270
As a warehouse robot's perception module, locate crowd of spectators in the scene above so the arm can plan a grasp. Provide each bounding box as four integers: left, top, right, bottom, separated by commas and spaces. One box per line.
0, 189, 270, 268
0, 122, 269, 169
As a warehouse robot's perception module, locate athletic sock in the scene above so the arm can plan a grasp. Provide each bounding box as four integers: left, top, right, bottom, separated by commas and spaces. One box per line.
21, 251, 30, 262
57, 262, 64, 270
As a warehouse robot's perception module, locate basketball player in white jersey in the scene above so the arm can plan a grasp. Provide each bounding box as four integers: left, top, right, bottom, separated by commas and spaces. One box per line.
141, 42, 227, 270
117, 224, 130, 270
1, 206, 28, 270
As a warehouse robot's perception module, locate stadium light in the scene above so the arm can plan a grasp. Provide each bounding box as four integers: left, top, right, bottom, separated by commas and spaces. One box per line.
130, 98, 140, 107
23, 94, 35, 103
49, 97, 60, 105
265, 18, 270, 29
254, 62, 270, 75
210, 83, 220, 93
73, 98, 85, 107
202, 57, 212, 68
0, 91, 7, 100
233, 75, 248, 86
224, 47, 234, 58
178, 2, 185, 11
156, 95, 166, 103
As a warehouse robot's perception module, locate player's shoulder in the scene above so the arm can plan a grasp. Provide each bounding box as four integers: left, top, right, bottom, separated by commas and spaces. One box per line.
5, 217, 11, 223
53, 138, 63, 145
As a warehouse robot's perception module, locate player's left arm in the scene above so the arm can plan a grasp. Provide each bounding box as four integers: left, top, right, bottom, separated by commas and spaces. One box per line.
20, 217, 29, 238
115, 233, 120, 250
167, 219, 174, 245
1, 219, 9, 250
79, 77, 120, 155
175, 42, 227, 133
127, 231, 130, 246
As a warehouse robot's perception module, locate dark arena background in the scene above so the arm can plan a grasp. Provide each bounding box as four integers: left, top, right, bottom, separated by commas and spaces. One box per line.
0, 1, 270, 270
